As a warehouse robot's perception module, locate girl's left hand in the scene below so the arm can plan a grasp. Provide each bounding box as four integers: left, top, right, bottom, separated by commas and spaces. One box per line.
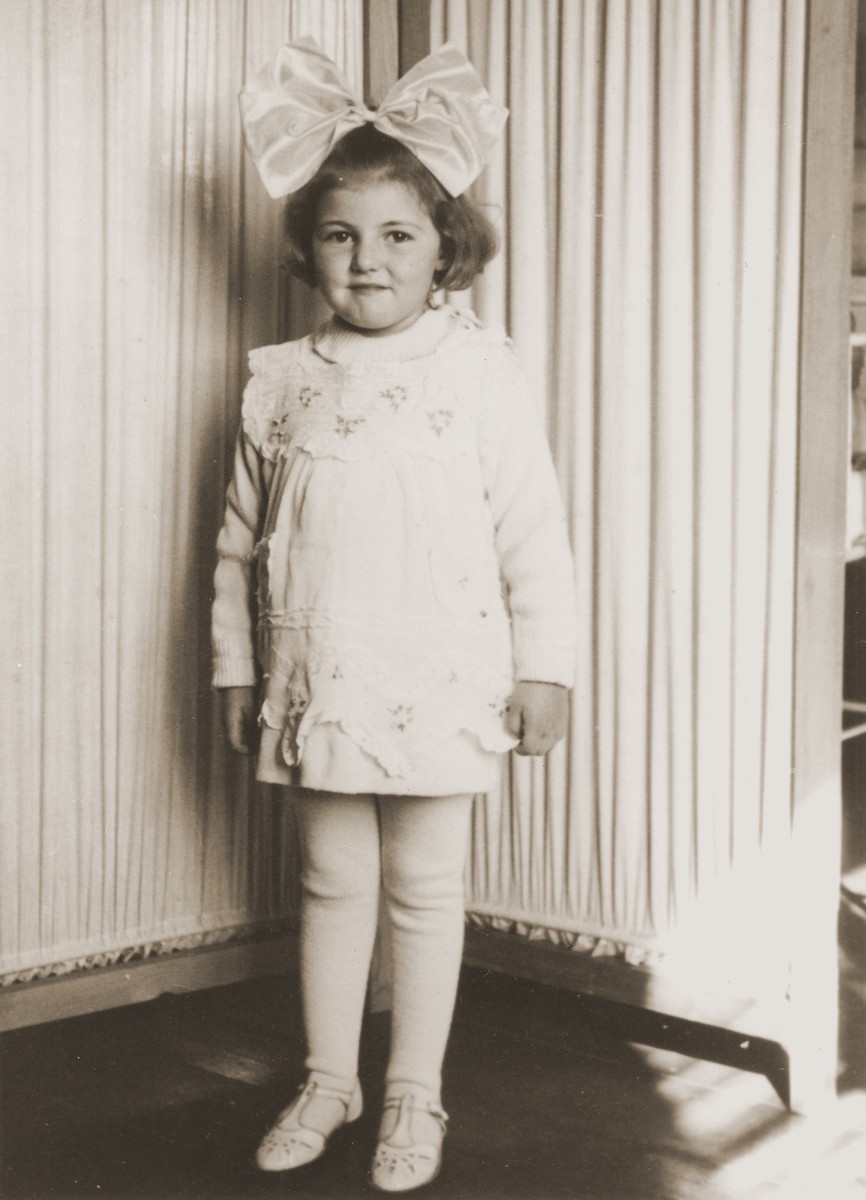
505, 681, 570, 756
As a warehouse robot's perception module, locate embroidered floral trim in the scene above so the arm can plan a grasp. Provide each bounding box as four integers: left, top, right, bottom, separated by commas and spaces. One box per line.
242, 313, 516, 461
263, 668, 515, 778
257, 620, 517, 776
427, 409, 454, 436
289, 700, 516, 778
335, 414, 366, 438
381, 386, 409, 410
299, 385, 321, 408
389, 705, 415, 732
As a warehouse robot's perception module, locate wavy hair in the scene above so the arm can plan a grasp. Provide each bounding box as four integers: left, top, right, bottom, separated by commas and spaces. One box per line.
283, 124, 499, 293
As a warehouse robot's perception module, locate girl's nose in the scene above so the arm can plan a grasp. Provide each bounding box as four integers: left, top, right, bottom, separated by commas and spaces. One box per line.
351, 238, 379, 273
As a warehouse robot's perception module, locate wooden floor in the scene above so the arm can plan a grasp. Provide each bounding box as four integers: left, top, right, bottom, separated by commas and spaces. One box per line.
9, 561, 866, 1199
3, 931, 866, 1200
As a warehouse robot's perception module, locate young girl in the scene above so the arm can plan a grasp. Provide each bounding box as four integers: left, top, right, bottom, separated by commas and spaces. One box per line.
212, 40, 576, 1192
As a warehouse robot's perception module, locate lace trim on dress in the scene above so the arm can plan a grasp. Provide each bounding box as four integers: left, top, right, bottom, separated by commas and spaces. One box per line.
260, 689, 517, 779
240, 317, 514, 464
242, 369, 475, 466
258, 631, 516, 778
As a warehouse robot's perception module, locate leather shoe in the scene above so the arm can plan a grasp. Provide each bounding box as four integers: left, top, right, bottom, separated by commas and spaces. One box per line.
255, 1077, 363, 1172
371, 1092, 448, 1192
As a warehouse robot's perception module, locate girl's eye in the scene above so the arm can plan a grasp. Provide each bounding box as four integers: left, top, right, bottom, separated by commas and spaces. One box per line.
324, 230, 353, 244
387, 231, 413, 244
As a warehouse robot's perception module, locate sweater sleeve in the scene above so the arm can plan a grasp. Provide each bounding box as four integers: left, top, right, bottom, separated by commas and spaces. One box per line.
211, 424, 271, 688
477, 342, 577, 688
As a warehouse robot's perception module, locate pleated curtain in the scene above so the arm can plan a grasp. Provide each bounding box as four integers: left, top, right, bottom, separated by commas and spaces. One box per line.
433, 1, 808, 995
0, 0, 361, 984
2, 0, 811, 1003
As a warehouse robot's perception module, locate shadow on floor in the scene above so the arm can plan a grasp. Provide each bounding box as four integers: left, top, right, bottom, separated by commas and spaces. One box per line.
1, 958, 828, 1200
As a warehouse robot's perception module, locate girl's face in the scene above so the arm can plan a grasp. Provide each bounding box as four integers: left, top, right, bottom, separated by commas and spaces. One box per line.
312, 178, 445, 337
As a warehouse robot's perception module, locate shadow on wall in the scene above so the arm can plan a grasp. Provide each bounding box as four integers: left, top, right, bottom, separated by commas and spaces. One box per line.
154, 103, 309, 931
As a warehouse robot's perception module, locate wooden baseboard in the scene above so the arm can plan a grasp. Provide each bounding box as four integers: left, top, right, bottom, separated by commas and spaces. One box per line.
2, 922, 789, 1047
462, 924, 787, 1045
3, 920, 817, 1109
0, 934, 298, 1032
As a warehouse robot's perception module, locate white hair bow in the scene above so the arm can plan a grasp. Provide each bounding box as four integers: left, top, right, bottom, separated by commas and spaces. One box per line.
239, 38, 507, 199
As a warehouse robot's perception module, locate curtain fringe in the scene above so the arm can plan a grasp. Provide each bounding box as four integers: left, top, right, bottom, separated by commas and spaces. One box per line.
0, 919, 297, 989
466, 910, 662, 968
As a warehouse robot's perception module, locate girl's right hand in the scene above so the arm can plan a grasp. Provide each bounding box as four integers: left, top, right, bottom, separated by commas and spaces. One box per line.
220, 686, 258, 755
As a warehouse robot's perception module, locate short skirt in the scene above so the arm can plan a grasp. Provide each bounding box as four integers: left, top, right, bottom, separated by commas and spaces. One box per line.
256, 722, 502, 796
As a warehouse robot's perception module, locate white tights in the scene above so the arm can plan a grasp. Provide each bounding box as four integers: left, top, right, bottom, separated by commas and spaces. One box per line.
294, 790, 474, 1100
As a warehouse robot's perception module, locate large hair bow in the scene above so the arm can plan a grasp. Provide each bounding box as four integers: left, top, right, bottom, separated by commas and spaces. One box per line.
239, 38, 507, 199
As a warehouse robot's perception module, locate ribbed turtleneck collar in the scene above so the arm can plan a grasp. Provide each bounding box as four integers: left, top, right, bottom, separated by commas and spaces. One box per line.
311, 304, 456, 366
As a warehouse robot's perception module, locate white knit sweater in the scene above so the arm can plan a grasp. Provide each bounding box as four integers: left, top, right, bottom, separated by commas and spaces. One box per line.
212, 304, 576, 789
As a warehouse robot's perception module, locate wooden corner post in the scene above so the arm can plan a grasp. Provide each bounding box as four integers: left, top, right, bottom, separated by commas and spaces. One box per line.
788, 0, 857, 1113
363, 0, 432, 104
363, 0, 399, 104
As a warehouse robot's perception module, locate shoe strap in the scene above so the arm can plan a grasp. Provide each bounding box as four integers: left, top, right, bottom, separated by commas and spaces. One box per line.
382, 1092, 449, 1133
274, 1079, 356, 1133
300, 1079, 357, 1109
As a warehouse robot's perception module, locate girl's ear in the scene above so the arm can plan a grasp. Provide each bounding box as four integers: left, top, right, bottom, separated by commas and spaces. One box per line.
435, 238, 448, 274
433, 234, 454, 288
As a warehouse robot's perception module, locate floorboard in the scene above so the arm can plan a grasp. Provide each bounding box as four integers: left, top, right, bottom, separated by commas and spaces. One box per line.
3, 940, 866, 1200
